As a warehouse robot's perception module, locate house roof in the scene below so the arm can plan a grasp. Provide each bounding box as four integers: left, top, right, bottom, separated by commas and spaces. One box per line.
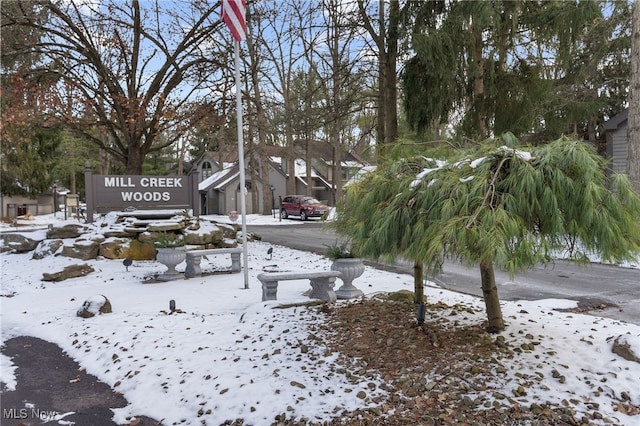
198, 143, 368, 166
605, 108, 628, 131
198, 165, 239, 192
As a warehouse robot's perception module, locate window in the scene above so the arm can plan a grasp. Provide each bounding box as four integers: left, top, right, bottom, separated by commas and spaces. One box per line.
201, 161, 213, 181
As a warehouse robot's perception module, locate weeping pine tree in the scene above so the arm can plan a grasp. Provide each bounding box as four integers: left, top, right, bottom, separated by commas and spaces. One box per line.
333, 134, 640, 332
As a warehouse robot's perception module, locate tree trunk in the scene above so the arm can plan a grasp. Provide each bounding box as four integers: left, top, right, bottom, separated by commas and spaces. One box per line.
69, 170, 76, 194
305, 137, 313, 196
472, 21, 487, 139
285, 95, 296, 195
376, 1, 387, 153
413, 261, 424, 304
384, 0, 399, 146
479, 261, 505, 332
629, 0, 640, 193
245, 17, 273, 215
126, 145, 144, 175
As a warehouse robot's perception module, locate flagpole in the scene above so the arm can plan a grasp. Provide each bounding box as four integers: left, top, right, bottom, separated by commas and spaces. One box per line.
234, 39, 250, 290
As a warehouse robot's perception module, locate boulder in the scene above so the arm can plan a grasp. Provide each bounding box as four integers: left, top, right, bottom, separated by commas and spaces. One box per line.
42, 263, 95, 282
612, 334, 640, 363
219, 238, 239, 248
217, 223, 239, 240
100, 238, 130, 259
77, 295, 112, 318
103, 228, 139, 238
126, 239, 156, 260
147, 221, 185, 232
32, 239, 64, 259
184, 222, 223, 245
0, 232, 44, 253
46, 223, 91, 239
60, 237, 102, 260
387, 290, 416, 303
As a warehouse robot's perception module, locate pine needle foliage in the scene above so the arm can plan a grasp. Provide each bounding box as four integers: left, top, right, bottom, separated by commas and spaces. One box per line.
333, 134, 640, 331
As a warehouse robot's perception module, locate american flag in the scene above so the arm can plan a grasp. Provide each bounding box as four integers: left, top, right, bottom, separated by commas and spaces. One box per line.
221, 0, 246, 42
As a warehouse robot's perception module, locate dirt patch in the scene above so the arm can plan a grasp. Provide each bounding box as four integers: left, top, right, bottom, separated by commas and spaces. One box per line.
296, 297, 599, 426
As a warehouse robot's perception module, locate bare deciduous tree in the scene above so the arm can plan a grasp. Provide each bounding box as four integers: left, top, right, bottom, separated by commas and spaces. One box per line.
358, 0, 400, 157
2, 0, 227, 174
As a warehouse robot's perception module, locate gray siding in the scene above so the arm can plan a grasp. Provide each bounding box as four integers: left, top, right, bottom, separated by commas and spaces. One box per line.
611, 124, 628, 174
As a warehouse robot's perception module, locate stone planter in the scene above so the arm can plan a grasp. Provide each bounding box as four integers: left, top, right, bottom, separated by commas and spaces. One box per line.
330, 258, 365, 299
155, 247, 186, 281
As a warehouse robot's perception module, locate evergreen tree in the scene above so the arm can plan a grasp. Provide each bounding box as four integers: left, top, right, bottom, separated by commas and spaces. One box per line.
333, 135, 640, 332
402, 0, 631, 144
1, 1, 64, 197
1, 127, 62, 197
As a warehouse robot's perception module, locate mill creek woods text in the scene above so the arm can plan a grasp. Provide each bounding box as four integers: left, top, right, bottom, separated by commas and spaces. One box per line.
83, 170, 201, 219
104, 176, 184, 203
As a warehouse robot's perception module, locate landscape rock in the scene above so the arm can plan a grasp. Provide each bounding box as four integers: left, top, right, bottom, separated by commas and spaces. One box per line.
184, 223, 223, 245
147, 221, 185, 232
612, 334, 640, 363
46, 223, 91, 239
60, 237, 103, 260
218, 238, 240, 248
3, 216, 242, 263
31, 239, 64, 259
100, 238, 130, 259
387, 290, 415, 303
77, 295, 112, 318
103, 228, 139, 238
217, 222, 239, 239
42, 263, 95, 282
0, 232, 44, 253
127, 239, 156, 260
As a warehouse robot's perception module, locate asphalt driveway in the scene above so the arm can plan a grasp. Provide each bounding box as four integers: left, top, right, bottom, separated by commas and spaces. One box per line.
1, 336, 161, 426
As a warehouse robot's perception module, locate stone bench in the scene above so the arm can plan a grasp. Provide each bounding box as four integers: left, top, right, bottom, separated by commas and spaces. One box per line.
257, 271, 341, 303
184, 247, 242, 277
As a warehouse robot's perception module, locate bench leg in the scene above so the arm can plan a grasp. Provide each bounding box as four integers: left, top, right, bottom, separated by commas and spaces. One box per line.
309, 277, 337, 303
230, 252, 241, 273
261, 280, 278, 301
184, 255, 202, 278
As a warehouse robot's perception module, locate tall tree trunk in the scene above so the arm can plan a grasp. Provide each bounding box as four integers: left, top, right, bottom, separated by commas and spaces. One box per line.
471, 20, 487, 138
479, 261, 505, 332
359, 0, 399, 160
69, 170, 76, 194
333, 133, 343, 202
287, 131, 296, 195
126, 145, 144, 174
629, 0, 640, 193
384, 0, 399, 146
245, 12, 273, 215
305, 137, 313, 196
376, 1, 387, 153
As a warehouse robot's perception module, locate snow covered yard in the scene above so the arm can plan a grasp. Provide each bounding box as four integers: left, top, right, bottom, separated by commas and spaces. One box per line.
0, 214, 638, 425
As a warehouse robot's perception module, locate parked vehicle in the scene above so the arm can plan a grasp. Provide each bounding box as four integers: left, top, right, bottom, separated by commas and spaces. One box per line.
280, 195, 329, 221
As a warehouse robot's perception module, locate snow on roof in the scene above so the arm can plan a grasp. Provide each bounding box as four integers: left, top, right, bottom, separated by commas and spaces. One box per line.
198, 167, 239, 192
294, 159, 321, 177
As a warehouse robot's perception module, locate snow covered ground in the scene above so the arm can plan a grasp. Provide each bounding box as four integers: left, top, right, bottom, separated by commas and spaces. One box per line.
0, 213, 638, 425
